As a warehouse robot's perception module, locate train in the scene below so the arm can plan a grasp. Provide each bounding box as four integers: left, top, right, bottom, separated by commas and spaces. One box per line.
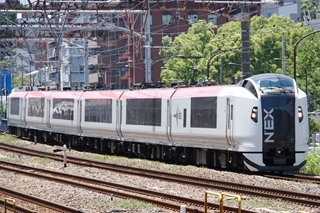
6, 73, 309, 172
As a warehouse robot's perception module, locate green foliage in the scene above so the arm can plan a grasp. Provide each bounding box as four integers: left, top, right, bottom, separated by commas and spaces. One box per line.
309, 118, 320, 133
309, 142, 318, 147
160, 15, 320, 111
301, 0, 318, 19
301, 150, 320, 175
85, 153, 130, 164
1, 156, 53, 165
244, 198, 302, 211
0, 57, 26, 88
0, 134, 18, 142
0, 13, 17, 22
33, 157, 54, 164
95, 198, 156, 210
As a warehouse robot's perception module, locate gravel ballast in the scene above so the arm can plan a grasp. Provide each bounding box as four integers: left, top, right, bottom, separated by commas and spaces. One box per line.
0, 139, 319, 213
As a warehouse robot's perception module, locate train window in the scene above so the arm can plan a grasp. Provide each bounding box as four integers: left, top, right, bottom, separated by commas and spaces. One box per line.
191, 97, 217, 128
28, 98, 44, 117
242, 80, 258, 98
126, 98, 161, 126
10, 98, 20, 115
183, 109, 187, 128
52, 98, 74, 120
85, 99, 112, 123
255, 78, 294, 93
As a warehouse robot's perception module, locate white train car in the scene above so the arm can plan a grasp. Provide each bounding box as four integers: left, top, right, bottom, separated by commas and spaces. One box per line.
47, 91, 83, 136
119, 89, 175, 145
7, 91, 28, 134
7, 73, 309, 171
24, 91, 53, 132
79, 90, 124, 140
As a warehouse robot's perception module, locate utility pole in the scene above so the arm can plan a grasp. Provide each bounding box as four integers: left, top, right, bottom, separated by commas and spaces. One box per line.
144, 1, 152, 83
241, 5, 251, 79
60, 45, 65, 90
220, 56, 223, 85
282, 32, 285, 75
84, 37, 89, 86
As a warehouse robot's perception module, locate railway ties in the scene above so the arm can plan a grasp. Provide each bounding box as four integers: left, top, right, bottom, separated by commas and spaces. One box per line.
0, 186, 86, 213
0, 142, 319, 211
0, 161, 256, 213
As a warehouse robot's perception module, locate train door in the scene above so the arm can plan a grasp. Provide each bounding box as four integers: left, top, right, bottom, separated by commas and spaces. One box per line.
166, 99, 172, 142
170, 97, 191, 146
46, 98, 51, 129
76, 100, 82, 133
116, 99, 123, 140
21, 98, 27, 126
226, 98, 235, 146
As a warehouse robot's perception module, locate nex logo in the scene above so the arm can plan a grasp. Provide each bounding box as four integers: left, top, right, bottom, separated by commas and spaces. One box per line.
264, 109, 274, 143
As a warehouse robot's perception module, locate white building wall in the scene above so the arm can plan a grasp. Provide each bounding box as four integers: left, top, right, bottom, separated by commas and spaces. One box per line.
261, 0, 301, 22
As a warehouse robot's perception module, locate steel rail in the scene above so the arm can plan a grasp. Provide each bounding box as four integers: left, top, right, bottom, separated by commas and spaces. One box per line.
0, 143, 319, 207
0, 162, 258, 213
0, 186, 86, 213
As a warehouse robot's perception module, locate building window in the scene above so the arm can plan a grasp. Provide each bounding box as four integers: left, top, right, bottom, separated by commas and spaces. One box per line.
162, 12, 172, 25
208, 14, 217, 25
188, 12, 198, 25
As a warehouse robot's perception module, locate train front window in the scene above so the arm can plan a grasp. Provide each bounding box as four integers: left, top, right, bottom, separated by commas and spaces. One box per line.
242, 80, 258, 98
258, 78, 294, 94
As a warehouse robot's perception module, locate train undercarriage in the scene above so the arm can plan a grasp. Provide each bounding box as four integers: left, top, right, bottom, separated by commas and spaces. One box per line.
10, 126, 246, 170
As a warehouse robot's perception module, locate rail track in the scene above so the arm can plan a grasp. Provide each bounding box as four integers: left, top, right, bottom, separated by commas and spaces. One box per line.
0, 142, 319, 210
0, 160, 257, 213
2, 142, 320, 184
0, 186, 86, 213
263, 172, 320, 184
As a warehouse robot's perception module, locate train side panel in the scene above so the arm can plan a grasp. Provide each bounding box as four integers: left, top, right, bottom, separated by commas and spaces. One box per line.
7, 92, 28, 129
119, 89, 175, 145
226, 89, 262, 152
48, 91, 83, 135
80, 90, 124, 139
24, 91, 53, 131
6, 73, 309, 172
170, 86, 230, 149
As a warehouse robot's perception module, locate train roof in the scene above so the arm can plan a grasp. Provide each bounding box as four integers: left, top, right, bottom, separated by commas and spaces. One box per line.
249, 73, 293, 81
80, 90, 124, 99
120, 88, 176, 99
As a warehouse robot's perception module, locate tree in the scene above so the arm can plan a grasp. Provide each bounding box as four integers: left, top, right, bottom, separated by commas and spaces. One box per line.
310, 117, 320, 133
0, 58, 26, 88
160, 20, 216, 85
159, 15, 320, 111
301, 0, 318, 20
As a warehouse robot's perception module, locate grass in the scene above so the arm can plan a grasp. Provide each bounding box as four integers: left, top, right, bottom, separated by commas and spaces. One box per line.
1, 132, 320, 177
85, 153, 166, 168
301, 150, 320, 175
1, 157, 53, 165
85, 153, 131, 164
243, 198, 302, 211
89, 198, 157, 210
0, 133, 19, 142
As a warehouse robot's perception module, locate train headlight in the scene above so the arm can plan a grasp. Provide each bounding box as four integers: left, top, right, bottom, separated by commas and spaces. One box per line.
251, 107, 258, 123
298, 106, 303, 122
